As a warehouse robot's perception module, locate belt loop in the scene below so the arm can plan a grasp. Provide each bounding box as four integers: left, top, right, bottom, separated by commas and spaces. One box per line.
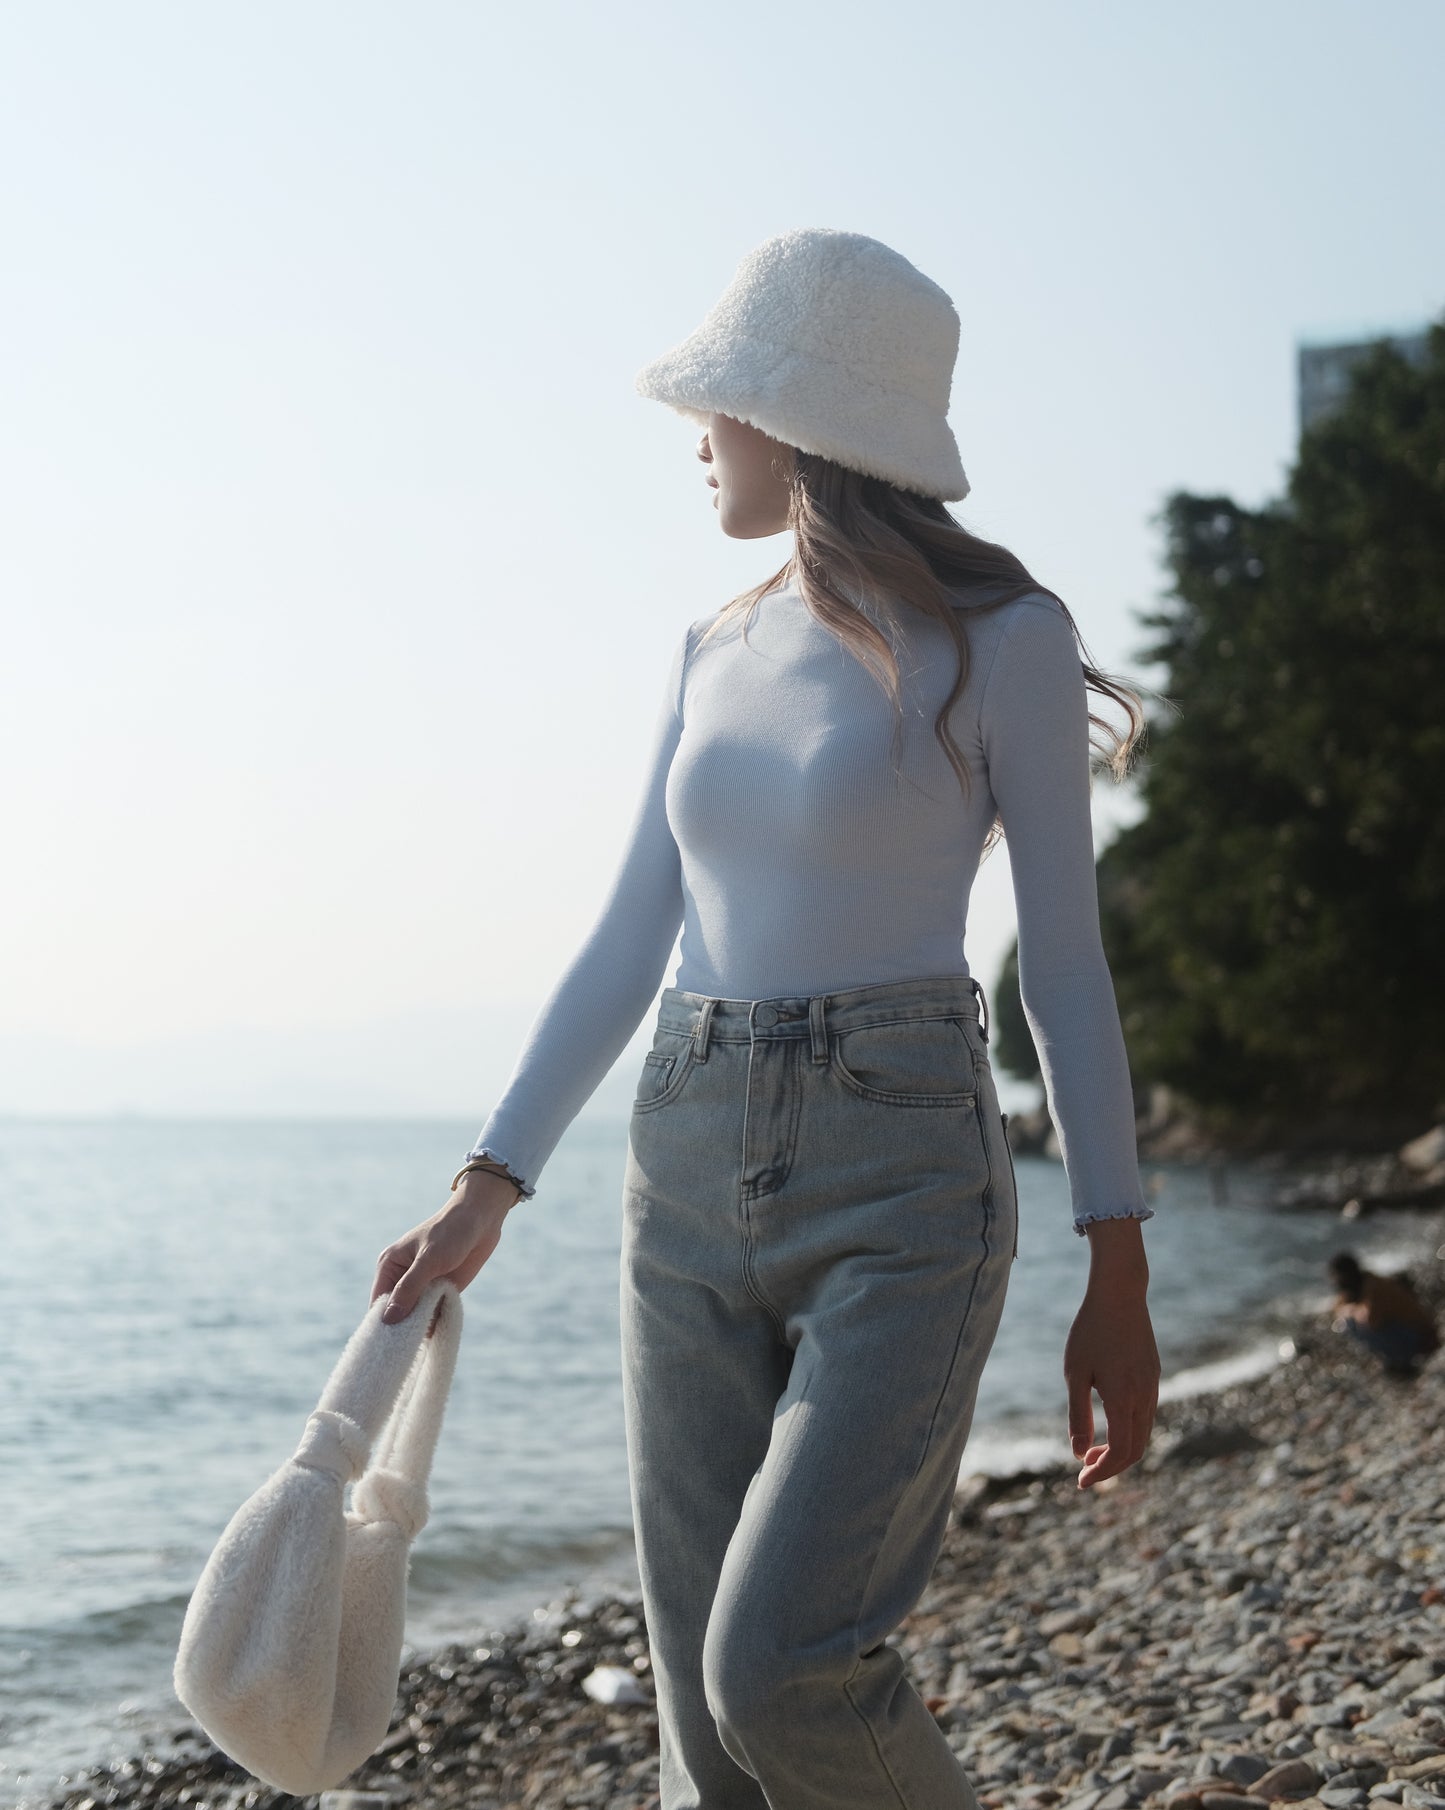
693, 997, 716, 1063
809, 994, 828, 1064
973, 977, 990, 1044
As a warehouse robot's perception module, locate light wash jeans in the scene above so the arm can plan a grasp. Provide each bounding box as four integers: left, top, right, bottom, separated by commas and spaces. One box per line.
620, 973, 1018, 1810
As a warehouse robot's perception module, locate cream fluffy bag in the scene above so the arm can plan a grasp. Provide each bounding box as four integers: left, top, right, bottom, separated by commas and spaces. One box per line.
173, 1278, 463, 1796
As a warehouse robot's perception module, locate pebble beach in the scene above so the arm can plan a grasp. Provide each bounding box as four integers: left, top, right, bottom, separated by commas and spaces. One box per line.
27, 1207, 1445, 1810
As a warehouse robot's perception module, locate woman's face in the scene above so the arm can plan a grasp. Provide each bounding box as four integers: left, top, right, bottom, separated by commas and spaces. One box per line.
697, 411, 795, 540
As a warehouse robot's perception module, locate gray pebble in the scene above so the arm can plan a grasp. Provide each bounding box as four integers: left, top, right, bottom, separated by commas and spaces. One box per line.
1221, 1754, 1274, 1787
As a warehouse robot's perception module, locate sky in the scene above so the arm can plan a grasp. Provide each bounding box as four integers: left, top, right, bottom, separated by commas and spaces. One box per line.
2, 0, 1442, 1126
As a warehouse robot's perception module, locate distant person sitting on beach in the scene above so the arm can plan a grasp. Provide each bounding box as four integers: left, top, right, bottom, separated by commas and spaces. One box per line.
1328, 1252, 1440, 1376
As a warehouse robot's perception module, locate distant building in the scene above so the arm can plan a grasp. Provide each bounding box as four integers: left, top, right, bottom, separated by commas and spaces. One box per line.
1297, 325, 1432, 435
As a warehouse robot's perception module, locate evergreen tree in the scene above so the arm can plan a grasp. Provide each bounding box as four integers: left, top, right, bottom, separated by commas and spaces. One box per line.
991, 942, 1041, 1091
996, 320, 1445, 1147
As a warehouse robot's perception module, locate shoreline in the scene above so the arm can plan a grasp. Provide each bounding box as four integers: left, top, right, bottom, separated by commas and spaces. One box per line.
21, 1206, 1445, 1810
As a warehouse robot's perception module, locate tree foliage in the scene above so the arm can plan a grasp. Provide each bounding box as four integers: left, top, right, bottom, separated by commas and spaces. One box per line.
996, 319, 1445, 1146
992, 941, 1041, 1090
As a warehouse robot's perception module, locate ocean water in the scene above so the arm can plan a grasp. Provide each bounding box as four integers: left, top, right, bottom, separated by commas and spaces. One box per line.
2, 1114, 1437, 1807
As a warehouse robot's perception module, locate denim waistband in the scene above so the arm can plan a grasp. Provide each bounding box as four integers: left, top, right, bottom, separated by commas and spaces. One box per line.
657, 973, 989, 1064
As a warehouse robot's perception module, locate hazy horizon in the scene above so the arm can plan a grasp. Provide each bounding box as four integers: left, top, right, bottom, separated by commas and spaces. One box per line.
3, 1, 1442, 1131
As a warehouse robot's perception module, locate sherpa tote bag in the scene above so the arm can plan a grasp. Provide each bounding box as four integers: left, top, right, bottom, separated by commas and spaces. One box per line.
174, 1276, 463, 1796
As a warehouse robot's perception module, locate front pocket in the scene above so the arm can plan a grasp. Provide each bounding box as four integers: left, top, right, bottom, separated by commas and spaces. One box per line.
829, 1016, 979, 1107
633, 1051, 675, 1110
631, 1042, 697, 1115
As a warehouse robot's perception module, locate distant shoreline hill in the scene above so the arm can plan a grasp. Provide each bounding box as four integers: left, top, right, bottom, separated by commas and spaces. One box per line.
1005, 1094, 1445, 1224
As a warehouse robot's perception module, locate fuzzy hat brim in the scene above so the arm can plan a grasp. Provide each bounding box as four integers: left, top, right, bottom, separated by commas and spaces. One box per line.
635, 331, 970, 503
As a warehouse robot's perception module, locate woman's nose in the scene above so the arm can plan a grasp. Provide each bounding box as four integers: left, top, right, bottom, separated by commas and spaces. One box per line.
696, 434, 711, 464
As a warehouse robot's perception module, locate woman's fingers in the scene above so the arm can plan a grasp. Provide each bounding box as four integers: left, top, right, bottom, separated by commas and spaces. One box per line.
372, 1197, 507, 1324
381, 1255, 433, 1324
1067, 1370, 1096, 1459
1075, 1379, 1157, 1487
371, 1242, 416, 1307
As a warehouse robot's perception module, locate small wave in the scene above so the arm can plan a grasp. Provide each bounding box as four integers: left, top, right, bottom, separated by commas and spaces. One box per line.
959, 1426, 1072, 1478
1158, 1338, 1288, 1402
7, 1591, 195, 1646
408, 1521, 638, 1598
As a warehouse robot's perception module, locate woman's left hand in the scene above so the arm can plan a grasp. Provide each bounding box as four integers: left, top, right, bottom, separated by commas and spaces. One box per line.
1064, 1220, 1161, 1489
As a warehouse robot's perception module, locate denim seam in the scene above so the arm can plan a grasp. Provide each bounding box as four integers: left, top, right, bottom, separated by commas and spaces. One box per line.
952, 1014, 990, 1067
1000, 1112, 1020, 1262
748, 1039, 804, 1198
910, 1083, 994, 1483
840, 1666, 913, 1810
843, 1084, 994, 1759
738, 1198, 789, 1344
736, 1050, 791, 1344
666, 1007, 984, 1043
841, 1216, 990, 1805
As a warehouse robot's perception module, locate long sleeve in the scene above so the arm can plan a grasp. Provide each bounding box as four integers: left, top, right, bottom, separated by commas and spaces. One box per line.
978, 599, 1154, 1238
464, 624, 692, 1198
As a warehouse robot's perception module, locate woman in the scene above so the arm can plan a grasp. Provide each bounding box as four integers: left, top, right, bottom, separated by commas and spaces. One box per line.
372, 228, 1162, 1810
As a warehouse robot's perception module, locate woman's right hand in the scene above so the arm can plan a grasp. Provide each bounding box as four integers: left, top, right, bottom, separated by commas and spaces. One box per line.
371, 1169, 522, 1325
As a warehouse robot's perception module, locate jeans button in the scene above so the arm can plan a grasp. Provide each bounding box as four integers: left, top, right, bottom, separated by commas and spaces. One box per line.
755, 1003, 778, 1027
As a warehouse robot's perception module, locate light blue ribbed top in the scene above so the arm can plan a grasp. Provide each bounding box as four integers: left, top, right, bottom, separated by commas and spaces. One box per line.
468, 579, 1153, 1238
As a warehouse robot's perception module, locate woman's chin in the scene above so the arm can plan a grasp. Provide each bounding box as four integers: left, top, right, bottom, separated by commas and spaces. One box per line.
716, 505, 790, 542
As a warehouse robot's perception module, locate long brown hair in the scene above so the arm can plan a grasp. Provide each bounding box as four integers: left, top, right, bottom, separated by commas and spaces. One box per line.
695, 446, 1148, 853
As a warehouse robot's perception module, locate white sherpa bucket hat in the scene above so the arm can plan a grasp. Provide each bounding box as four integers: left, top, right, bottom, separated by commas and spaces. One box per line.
635, 226, 970, 502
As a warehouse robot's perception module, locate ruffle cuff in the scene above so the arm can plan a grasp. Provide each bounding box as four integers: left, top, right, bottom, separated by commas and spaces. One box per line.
1072, 1204, 1155, 1238
463, 1146, 537, 1201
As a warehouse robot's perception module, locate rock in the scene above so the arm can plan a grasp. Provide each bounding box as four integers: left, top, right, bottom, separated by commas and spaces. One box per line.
1038, 1607, 1097, 1637
24, 1206, 1445, 1810
580, 1663, 650, 1705
1221, 1756, 1275, 1788
1162, 1424, 1269, 1464
1255, 1759, 1322, 1798
1399, 1126, 1445, 1174
1360, 1713, 1427, 1739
